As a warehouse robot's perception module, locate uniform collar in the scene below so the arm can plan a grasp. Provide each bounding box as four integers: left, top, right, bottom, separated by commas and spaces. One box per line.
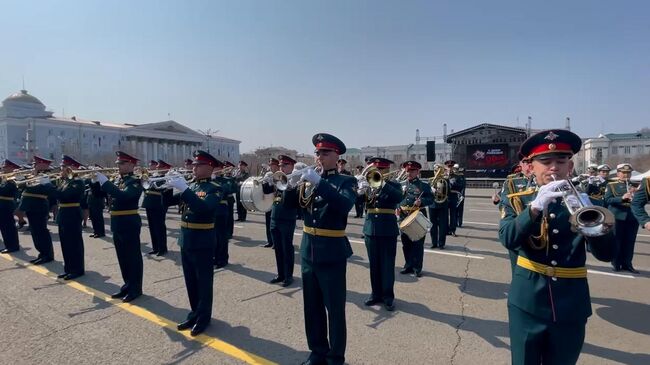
197, 177, 210, 183
321, 168, 338, 177
120, 172, 133, 178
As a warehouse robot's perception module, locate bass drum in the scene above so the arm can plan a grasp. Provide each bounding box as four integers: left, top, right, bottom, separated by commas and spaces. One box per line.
399, 210, 432, 241
240, 177, 274, 212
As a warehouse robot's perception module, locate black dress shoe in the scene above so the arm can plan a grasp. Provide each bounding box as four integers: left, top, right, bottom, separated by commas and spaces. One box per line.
262, 242, 273, 248
177, 319, 196, 331
94, 234, 105, 238
612, 265, 622, 272
190, 322, 209, 336
57, 273, 68, 279
147, 250, 158, 255
89, 234, 97, 238
64, 273, 83, 280
29, 257, 41, 264
625, 266, 640, 274
439, 245, 445, 250
0, 248, 18, 254
281, 278, 293, 287
364, 297, 381, 306
300, 358, 326, 365
270, 276, 285, 284
35, 257, 53, 265
214, 262, 228, 269
384, 301, 395, 311
156, 251, 167, 257
111, 291, 127, 299
415, 270, 423, 278
122, 293, 141, 303
399, 268, 414, 275
451, 232, 457, 237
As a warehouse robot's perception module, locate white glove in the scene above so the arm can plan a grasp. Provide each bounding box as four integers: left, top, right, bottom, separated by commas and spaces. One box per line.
530, 180, 568, 212
39, 176, 51, 185
301, 167, 321, 185
263, 172, 274, 185
167, 177, 189, 192
95, 172, 108, 185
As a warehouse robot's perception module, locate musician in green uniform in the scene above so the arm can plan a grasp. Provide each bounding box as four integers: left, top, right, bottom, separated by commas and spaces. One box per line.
235, 161, 250, 222
445, 160, 461, 237
604, 163, 640, 273
268, 155, 299, 287
20, 156, 56, 265
54, 156, 86, 280
299, 133, 356, 365
262, 158, 280, 248
96, 151, 144, 303
398, 161, 433, 278
142, 160, 171, 256
337, 158, 352, 176
223, 161, 237, 239
87, 164, 107, 238
210, 161, 230, 268
454, 164, 467, 228
0, 160, 21, 253
579, 164, 607, 206
353, 165, 366, 218
499, 129, 614, 365
631, 177, 650, 234
167, 150, 223, 337
361, 157, 402, 311
428, 164, 449, 249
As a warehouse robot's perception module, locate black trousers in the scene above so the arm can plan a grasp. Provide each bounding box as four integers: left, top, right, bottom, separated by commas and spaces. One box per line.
401, 232, 425, 272
182, 247, 215, 326
354, 196, 365, 218
613, 216, 639, 269
264, 211, 273, 246
146, 207, 168, 253
214, 215, 229, 266
89, 204, 105, 236
428, 205, 448, 247
236, 190, 247, 221
227, 196, 235, 238
111, 216, 143, 296
301, 259, 347, 365
26, 211, 53, 260
365, 235, 397, 302
448, 198, 459, 233
0, 207, 19, 251
271, 221, 296, 280
58, 208, 84, 275
457, 199, 465, 227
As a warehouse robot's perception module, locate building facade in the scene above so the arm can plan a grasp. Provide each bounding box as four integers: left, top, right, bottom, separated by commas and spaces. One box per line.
574, 132, 650, 172
0, 90, 240, 166
340, 142, 452, 169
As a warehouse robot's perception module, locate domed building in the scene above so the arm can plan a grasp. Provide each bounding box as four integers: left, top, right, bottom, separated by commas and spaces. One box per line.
0, 90, 240, 165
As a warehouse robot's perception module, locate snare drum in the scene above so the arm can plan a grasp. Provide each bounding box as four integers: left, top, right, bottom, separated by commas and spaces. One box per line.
399, 210, 432, 241
240, 177, 274, 212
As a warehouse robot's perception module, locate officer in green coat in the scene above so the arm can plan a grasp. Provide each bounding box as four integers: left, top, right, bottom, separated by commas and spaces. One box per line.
299, 133, 356, 365
223, 161, 237, 239
234, 161, 250, 222
428, 163, 449, 249
167, 150, 223, 337
262, 158, 280, 248
0, 160, 21, 253
398, 161, 433, 278
20, 155, 56, 265
445, 160, 461, 236
268, 155, 299, 287
96, 151, 144, 303
142, 160, 171, 256
210, 161, 230, 268
499, 129, 614, 365
604, 163, 640, 273
631, 177, 650, 234
361, 157, 403, 311
87, 164, 107, 238
54, 156, 86, 280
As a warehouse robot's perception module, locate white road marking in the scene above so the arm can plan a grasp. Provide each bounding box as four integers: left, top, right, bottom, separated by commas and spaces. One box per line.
587, 269, 635, 279
424, 249, 485, 259
469, 209, 500, 212
462, 221, 499, 226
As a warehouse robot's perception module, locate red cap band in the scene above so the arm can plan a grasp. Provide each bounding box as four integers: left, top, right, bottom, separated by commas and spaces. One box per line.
527, 142, 573, 159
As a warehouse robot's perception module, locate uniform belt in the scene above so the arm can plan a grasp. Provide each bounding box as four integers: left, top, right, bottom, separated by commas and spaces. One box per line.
0, 196, 14, 201
516, 256, 587, 279
303, 226, 346, 238
145, 191, 162, 196
274, 197, 282, 202
59, 203, 80, 208
22, 192, 48, 199
180, 222, 215, 229
110, 209, 139, 216
400, 206, 420, 212
367, 208, 395, 214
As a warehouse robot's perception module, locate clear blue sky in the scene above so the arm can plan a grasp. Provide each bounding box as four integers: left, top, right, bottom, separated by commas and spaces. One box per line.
1, 0, 648, 154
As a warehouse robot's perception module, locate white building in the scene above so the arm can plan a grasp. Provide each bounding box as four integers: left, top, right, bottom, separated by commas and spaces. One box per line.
0, 89, 240, 166
340, 142, 452, 169
574, 132, 650, 172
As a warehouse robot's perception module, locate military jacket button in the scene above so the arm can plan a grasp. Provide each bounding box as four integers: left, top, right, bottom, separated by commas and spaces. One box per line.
551, 260, 557, 266
552, 244, 558, 249
549, 213, 556, 219
552, 229, 559, 234
551, 277, 558, 281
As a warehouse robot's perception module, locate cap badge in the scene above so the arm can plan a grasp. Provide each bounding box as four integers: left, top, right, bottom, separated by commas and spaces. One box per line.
544, 131, 559, 141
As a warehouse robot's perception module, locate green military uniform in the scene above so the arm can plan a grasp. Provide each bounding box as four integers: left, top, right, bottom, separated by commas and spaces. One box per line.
0, 172, 20, 253
142, 181, 169, 255
362, 158, 403, 310
235, 163, 250, 221
428, 173, 449, 249
87, 179, 106, 237
211, 174, 230, 267
102, 167, 144, 300
499, 171, 534, 272
455, 170, 466, 227
222, 168, 237, 239
446, 168, 462, 235
399, 163, 433, 277
585, 177, 607, 206
19, 170, 56, 263
269, 159, 299, 286
604, 174, 639, 272
300, 133, 356, 365
54, 163, 86, 278
500, 129, 614, 365
631, 177, 649, 230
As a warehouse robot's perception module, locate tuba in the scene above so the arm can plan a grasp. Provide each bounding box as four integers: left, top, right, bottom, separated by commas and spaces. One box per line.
429, 164, 448, 204
551, 174, 614, 237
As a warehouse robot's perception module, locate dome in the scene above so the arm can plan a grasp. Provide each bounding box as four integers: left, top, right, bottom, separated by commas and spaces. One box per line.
3, 90, 45, 106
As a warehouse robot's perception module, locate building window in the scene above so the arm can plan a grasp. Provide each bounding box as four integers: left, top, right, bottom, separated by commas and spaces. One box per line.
611, 146, 617, 155
624, 146, 631, 154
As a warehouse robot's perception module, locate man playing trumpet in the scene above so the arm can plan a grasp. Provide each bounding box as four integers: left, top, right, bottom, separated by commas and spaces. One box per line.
0, 160, 22, 254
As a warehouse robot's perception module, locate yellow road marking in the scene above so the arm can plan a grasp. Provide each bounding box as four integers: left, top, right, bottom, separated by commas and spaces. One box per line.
0, 253, 276, 365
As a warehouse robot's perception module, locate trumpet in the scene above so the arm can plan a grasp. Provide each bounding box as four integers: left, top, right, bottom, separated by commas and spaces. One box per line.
142, 172, 190, 189
273, 165, 316, 191
551, 174, 614, 237
213, 166, 235, 176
